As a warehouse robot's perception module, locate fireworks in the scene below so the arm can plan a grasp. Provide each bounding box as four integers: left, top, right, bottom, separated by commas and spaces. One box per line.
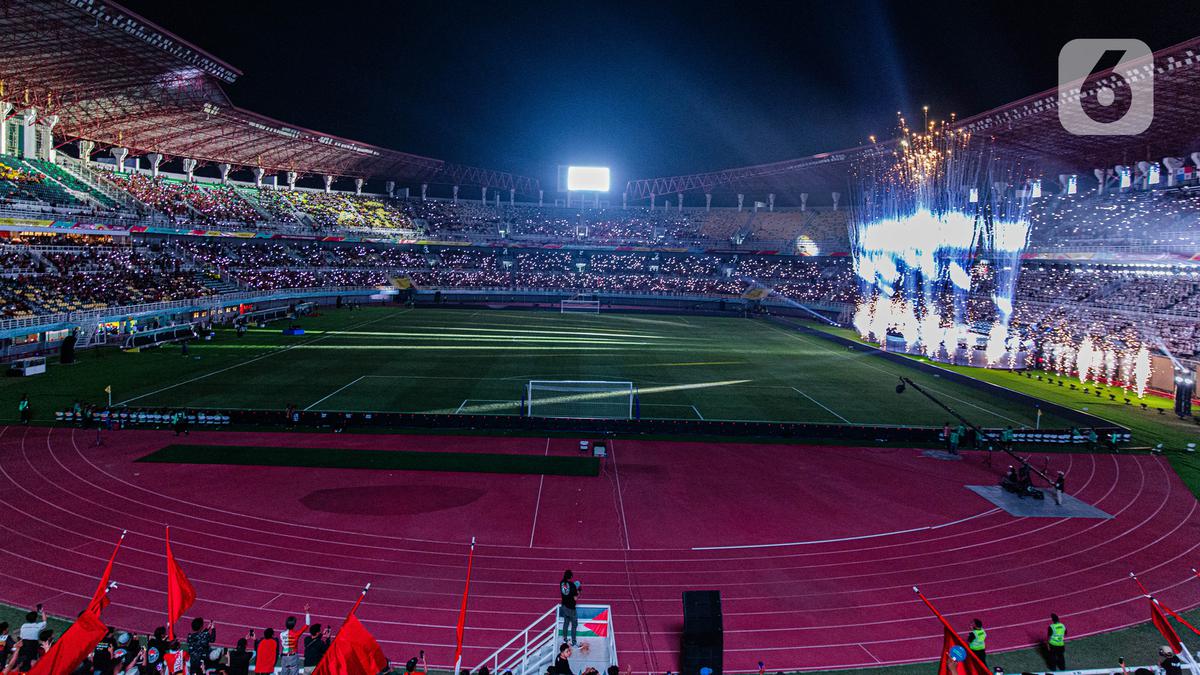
849, 112, 1032, 366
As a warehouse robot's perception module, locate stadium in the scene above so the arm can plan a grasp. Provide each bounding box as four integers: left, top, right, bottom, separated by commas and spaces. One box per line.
0, 2, 1199, 675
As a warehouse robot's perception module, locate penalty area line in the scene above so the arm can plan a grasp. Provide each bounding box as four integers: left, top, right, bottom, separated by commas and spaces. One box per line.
304, 376, 366, 411
790, 386, 851, 423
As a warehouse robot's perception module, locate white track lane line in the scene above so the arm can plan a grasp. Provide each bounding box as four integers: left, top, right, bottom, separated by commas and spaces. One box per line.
529, 438, 549, 547
7, 425, 1200, 667
56, 428, 1106, 576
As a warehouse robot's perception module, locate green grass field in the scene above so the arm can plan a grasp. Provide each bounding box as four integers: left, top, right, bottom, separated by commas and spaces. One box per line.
0, 306, 1080, 429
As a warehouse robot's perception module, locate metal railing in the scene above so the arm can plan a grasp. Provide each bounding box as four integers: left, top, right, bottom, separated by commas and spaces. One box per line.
474, 606, 560, 675
473, 604, 616, 675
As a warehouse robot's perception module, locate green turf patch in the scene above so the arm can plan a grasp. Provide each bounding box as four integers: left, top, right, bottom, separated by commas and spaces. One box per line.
138, 444, 600, 476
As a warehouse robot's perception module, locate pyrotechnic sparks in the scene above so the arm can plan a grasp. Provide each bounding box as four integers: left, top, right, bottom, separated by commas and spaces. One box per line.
1133, 345, 1152, 398
849, 111, 1032, 367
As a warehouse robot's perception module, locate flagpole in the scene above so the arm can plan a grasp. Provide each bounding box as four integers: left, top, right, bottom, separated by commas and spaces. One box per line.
453, 537, 476, 675
913, 587, 989, 674
348, 583, 371, 618
1131, 573, 1200, 637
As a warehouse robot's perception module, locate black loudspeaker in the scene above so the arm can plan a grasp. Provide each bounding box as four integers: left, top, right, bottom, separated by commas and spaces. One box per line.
682, 644, 722, 675
682, 591, 722, 675
60, 333, 77, 365
1175, 369, 1195, 418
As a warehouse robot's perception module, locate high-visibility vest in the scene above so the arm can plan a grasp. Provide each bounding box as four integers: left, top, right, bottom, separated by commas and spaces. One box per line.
1049, 622, 1065, 647
969, 628, 986, 651
18, 400, 28, 411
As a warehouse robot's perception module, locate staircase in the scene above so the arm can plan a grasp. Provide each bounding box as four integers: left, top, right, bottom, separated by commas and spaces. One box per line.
55, 157, 140, 210
475, 605, 616, 675
195, 272, 240, 294
74, 321, 101, 349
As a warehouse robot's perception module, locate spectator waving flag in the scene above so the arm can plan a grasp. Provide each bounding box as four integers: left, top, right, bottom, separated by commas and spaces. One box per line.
28, 607, 108, 675
313, 585, 388, 675
87, 530, 125, 615
165, 526, 196, 640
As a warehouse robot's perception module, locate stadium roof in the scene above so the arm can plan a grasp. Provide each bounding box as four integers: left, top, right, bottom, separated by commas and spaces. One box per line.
627, 35, 1200, 205
0, 0, 538, 193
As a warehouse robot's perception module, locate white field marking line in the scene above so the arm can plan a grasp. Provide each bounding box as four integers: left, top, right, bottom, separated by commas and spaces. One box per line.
690, 405, 704, 420
919, 384, 1024, 426
529, 438, 549, 548
453, 399, 469, 414
609, 439, 632, 551
115, 310, 405, 406
789, 386, 851, 423
762, 321, 1035, 426
304, 376, 366, 411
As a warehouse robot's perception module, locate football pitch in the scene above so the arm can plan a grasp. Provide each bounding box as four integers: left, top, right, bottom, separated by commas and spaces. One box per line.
1, 306, 1078, 428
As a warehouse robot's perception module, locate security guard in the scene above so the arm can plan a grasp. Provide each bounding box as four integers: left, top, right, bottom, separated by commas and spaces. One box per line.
965, 618, 986, 665
1047, 613, 1066, 670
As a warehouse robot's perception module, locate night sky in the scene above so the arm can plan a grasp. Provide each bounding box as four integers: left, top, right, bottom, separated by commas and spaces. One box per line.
119, 0, 1196, 186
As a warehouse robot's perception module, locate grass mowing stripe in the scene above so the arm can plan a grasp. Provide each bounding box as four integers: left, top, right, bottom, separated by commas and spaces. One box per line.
116, 310, 407, 406
138, 444, 600, 476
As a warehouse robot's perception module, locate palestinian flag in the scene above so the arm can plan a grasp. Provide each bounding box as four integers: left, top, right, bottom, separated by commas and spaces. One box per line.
577, 607, 609, 638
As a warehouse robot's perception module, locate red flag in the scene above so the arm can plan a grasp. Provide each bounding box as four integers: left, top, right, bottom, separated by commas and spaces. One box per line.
937, 626, 989, 675
27, 608, 108, 675
1131, 574, 1200, 637
453, 538, 476, 672
1153, 598, 1184, 654
165, 527, 196, 640
313, 591, 388, 675
915, 589, 989, 675
87, 531, 125, 615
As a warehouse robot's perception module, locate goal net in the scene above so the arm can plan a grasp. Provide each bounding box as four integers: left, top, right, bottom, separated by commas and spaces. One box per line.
561, 298, 600, 313
525, 380, 636, 419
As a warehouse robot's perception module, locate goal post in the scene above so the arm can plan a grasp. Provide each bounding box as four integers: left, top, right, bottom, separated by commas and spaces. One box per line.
561, 298, 600, 313
526, 380, 636, 419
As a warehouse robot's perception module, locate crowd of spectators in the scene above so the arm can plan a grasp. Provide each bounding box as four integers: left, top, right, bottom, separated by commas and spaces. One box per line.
0, 243, 212, 317
4, 236, 1197, 362
0, 606, 348, 675
269, 190, 419, 232
1028, 189, 1200, 251
110, 174, 261, 226
981, 262, 1200, 357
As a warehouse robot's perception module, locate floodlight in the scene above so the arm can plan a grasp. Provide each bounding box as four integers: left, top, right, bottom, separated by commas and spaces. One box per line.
566, 166, 611, 192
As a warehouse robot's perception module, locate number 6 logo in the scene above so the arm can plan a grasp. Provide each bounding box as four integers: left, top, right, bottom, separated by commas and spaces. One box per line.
1058, 38, 1154, 136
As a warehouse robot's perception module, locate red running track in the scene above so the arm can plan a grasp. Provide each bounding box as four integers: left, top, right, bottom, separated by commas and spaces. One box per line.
1, 425, 1199, 673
